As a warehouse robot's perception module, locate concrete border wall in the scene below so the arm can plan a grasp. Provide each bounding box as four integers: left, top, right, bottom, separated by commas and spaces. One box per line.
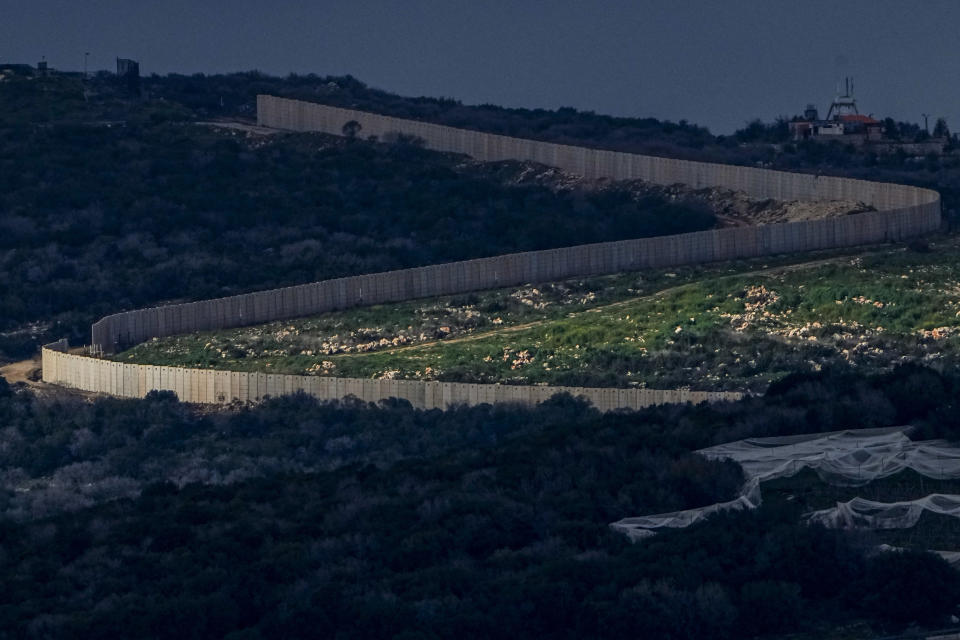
256, 95, 939, 209
89, 97, 939, 354
94, 209, 936, 351
58, 96, 942, 410
42, 346, 742, 411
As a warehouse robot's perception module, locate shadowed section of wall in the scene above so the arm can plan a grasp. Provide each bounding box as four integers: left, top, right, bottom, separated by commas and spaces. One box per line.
88, 97, 939, 355
42, 347, 743, 411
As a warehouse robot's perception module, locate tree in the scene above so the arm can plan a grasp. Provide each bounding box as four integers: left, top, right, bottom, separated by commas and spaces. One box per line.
860, 550, 960, 629
882, 117, 899, 140
341, 120, 362, 138
933, 117, 950, 139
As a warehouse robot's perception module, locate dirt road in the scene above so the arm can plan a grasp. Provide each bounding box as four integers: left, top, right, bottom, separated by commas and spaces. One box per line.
195, 121, 280, 136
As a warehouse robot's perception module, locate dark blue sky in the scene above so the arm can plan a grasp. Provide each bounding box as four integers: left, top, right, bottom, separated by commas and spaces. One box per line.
3, 0, 959, 133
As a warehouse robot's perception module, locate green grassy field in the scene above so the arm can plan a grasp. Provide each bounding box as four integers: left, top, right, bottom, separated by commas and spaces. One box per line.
115, 236, 960, 392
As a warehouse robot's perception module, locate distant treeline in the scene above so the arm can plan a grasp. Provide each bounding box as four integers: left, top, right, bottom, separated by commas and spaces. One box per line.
146, 70, 960, 218
2, 364, 960, 637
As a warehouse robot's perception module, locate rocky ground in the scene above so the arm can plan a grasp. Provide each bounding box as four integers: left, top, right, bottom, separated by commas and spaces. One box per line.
471, 158, 875, 227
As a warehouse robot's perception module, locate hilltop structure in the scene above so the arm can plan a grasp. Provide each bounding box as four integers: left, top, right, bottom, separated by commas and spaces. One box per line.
789, 78, 884, 144
789, 78, 949, 155
116, 57, 140, 95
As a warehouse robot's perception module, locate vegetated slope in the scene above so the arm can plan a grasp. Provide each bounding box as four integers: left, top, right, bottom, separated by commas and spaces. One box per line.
0, 73, 719, 361
2, 70, 869, 364
473, 160, 875, 226
1, 365, 960, 638
146, 72, 721, 157
47, 68, 959, 219
120, 238, 960, 393
7, 68, 960, 639
164, 71, 956, 218
19, 67, 952, 177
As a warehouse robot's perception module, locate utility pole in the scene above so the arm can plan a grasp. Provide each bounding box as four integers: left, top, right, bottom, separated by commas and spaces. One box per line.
84, 52, 89, 78
922, 113, 930, 134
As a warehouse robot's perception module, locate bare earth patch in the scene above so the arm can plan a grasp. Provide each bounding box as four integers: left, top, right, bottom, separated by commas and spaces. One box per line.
0, 358, 41, 384
469, 158, 874, 227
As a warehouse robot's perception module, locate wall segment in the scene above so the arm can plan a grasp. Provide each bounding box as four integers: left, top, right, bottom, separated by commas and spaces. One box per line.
256, 95, 936, 208
59, 95, 941, 409
42, 346, 742, 410
91, 97, 939, 354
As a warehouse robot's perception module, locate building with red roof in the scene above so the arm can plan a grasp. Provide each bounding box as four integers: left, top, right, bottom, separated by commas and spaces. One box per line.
789, 78, 884, 144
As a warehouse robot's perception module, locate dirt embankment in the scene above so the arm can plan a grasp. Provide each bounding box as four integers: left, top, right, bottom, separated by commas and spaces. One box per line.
0, 357, 41, 384
688, 186, 875, 227
472, 159, 874, 227
215, 121, 870, 226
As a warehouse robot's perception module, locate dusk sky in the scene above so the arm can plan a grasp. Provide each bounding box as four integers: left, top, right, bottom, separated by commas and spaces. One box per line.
3, 0, 959, 133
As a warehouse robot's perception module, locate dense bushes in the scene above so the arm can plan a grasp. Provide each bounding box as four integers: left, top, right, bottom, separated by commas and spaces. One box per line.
3, 474, 957, 638
1, 364, 960, 636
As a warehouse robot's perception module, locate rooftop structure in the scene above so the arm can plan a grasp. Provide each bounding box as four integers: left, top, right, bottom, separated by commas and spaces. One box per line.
789, 77, 883, 145
116, 57, 140, 95
116, 58, 138, 77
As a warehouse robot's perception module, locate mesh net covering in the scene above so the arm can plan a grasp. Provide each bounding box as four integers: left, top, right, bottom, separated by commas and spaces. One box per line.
878, 544, 960, 569
808, 494, 960, 530
611, 427, 960, 542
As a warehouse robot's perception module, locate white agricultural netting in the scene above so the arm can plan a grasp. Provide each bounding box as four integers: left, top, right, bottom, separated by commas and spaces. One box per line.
808, 494, 960, 530
608, 481, 762, 541
611, 426, 960, 542
698, 426, 960, 487
878, 544, 960, 569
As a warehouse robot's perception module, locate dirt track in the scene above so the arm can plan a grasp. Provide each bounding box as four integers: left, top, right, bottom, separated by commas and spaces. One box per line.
336, 252, 865, 360
195, 121, 280, 136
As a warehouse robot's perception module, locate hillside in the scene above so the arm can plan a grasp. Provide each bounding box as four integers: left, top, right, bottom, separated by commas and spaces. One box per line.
0, 70, 874, 363
116, 237, 959, 393
2, 363, 960, 638
5, 68, 960, 639
141, 71, 960, 218
0, 72, 717, 361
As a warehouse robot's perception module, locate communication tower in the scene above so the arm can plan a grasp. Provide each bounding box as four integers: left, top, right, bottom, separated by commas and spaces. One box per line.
826, 77, 859, 121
